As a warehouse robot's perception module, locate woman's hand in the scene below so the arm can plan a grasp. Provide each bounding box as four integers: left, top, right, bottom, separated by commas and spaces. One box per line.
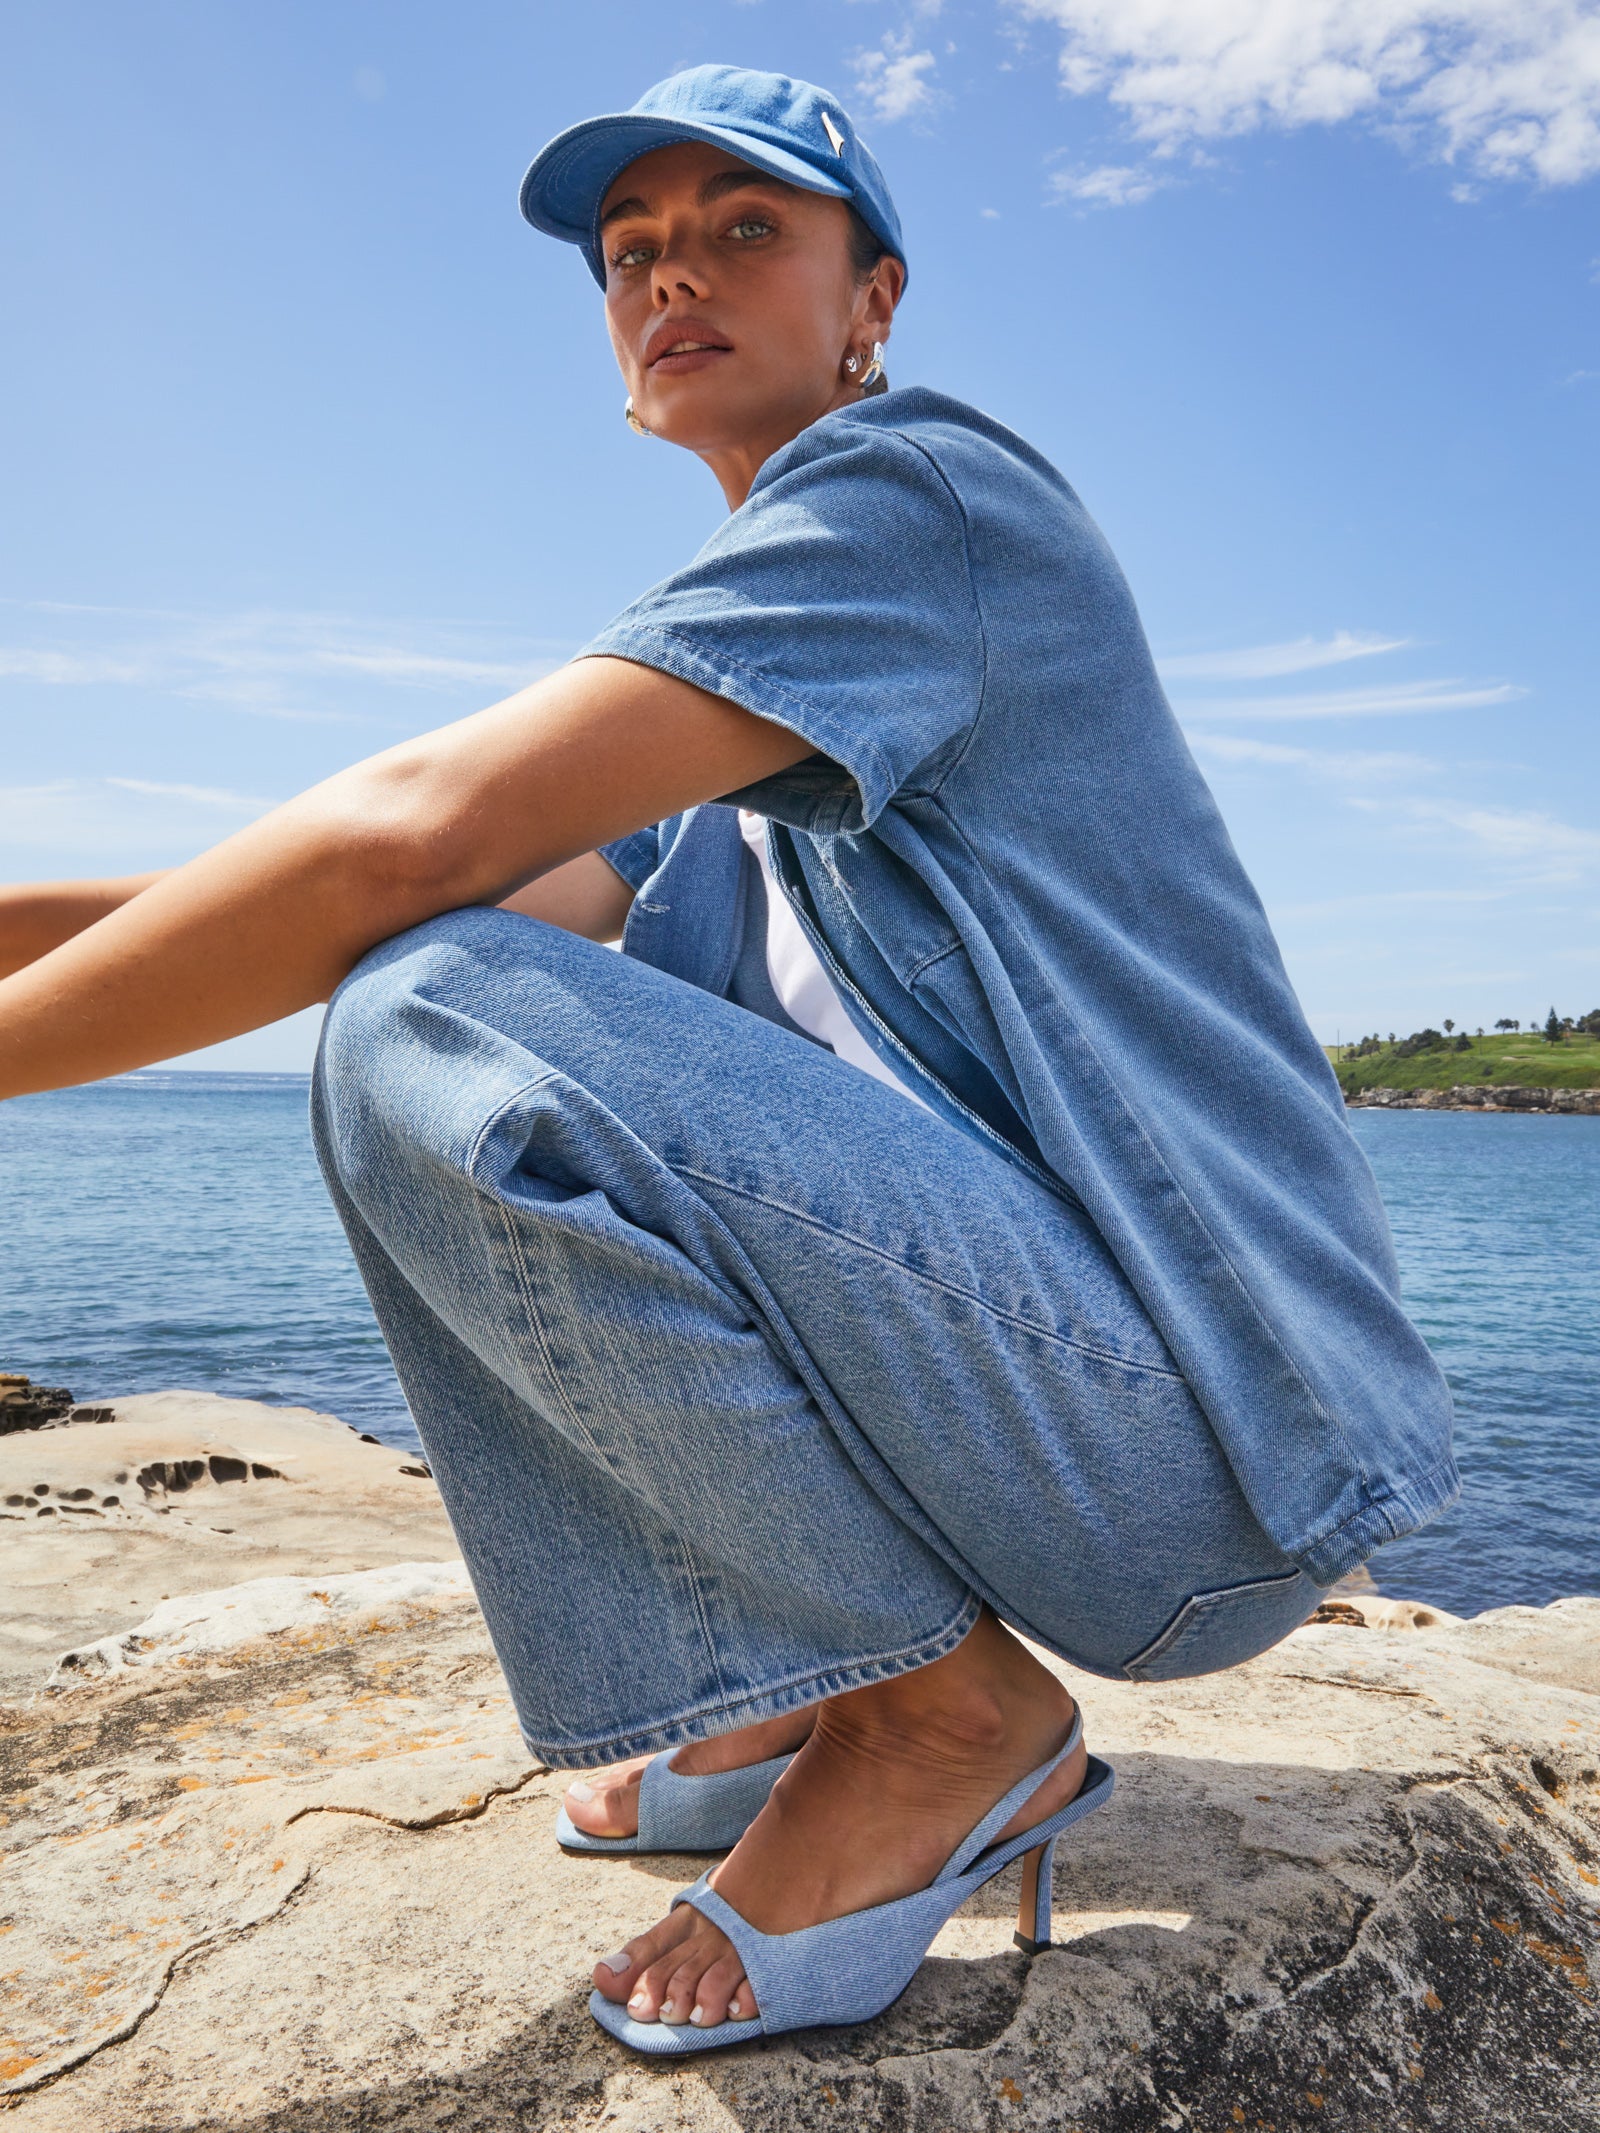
0, 873, 170, 982
0, 657, 812, 1099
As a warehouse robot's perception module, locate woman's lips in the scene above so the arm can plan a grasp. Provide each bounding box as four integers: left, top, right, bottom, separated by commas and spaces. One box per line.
647, 342, 732, 376
644, 320, 734, 375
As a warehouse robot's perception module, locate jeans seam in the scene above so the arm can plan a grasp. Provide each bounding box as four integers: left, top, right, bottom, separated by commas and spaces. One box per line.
1121, 1568, 1306, 1679
471, 1074, 741, 1725
673, 1165, 1188, 1384
521, 1591, 982, 1768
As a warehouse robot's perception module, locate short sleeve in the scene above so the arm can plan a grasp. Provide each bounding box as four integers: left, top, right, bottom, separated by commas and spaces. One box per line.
575, 416, 986, 833
597, 825, 662, 891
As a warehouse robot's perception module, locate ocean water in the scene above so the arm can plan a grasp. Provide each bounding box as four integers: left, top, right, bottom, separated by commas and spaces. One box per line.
1, 1075, 1595, 1620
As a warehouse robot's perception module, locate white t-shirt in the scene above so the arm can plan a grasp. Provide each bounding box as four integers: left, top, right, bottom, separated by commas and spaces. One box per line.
737, 811, 928, 1111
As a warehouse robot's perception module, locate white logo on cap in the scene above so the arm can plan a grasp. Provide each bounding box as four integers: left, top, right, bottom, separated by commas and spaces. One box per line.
821, 112, 846, 156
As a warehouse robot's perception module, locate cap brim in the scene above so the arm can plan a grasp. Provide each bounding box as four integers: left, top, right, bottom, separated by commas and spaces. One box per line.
520, 114, 853, 288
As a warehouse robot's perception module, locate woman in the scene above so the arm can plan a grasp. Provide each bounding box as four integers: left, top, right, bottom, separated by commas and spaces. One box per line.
0, 65, 1455, 2053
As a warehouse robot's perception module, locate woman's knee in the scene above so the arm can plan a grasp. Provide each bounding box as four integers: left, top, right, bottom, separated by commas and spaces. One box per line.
314, 907, 561, 1195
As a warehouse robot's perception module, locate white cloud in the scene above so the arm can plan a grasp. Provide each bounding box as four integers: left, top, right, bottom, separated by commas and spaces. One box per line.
1332, 794, 1600, 884
1172, 677, 1524, 719
1016, 0, 1600, 187
0, 778, 274, 860
105, 777, 275, 814
1050, 161, 1166, 206
1160, 630, 1410, 680
1188, 733, 1439, 779
1364, 797, 1600, 869
853, 35, 940, 121
0, 601, 562, 726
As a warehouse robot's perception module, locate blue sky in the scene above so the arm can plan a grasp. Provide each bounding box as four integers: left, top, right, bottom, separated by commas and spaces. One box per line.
3, 1, 1596, 1070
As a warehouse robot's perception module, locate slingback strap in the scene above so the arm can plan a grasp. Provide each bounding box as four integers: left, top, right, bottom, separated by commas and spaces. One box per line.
937, 1706, 1085, 1885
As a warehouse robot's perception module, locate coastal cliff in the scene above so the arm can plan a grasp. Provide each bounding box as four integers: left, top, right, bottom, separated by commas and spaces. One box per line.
2, 1393, 1597, 2132
1348, 1083, 1600, 1115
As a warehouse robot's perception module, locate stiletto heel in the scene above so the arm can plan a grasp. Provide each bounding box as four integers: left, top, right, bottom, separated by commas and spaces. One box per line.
557, 1749, 795, 1855
590, 1711, 1113, 2054
1013, 1835, 1056, 1955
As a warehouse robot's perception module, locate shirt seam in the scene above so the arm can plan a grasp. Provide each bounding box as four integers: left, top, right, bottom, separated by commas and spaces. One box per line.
578, 630, 891, 837
874, 426, 990, 801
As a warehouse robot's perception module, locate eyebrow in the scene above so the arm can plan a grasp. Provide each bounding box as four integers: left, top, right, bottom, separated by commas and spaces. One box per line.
598, 166, 793, 231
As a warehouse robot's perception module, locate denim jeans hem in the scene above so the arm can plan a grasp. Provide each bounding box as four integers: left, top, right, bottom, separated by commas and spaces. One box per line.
1295, 1450, 1464, 1586
518, 1590, 984, 1770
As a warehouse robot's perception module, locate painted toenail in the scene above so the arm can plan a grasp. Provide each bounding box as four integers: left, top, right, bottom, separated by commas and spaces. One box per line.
566, 1780, 595, 1802
627, 1993, 647, 2012
598, 1950, 631, 1975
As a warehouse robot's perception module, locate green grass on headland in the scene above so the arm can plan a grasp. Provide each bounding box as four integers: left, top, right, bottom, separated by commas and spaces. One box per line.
1330, 1029, 1600, 1095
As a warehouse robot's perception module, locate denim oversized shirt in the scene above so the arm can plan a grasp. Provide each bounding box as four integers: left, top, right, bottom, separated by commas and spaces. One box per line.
588, 386, 1456, 1586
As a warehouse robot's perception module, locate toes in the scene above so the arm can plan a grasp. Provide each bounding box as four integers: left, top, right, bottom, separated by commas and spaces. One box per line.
616, 1918, 747, 2028
565, 1754, 648, 1838
656, 1950, 708, 2026
593, 1907, 696, 2004
688, 1950, 750, 2029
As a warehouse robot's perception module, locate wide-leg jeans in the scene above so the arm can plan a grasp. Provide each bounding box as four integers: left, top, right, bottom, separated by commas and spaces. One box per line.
312, 910, 1323, 1768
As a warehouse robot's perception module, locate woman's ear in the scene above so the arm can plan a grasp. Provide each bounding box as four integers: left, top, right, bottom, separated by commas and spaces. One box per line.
862, 256, 905, 345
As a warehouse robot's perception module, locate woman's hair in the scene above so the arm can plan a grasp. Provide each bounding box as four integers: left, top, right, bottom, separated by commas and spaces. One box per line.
846, 206, 887, 280
845, 207, 892, 396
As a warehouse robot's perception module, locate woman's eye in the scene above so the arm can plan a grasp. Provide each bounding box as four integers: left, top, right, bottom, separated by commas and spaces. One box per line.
727, 217, 774, 241
611, 243, 655, 270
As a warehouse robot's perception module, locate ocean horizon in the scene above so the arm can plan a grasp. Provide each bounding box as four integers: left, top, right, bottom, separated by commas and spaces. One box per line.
3, 1069, 1596, 1623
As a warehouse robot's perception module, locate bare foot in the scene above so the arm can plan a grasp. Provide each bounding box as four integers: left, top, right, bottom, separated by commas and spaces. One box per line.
593, 1610, 1083, 2027
562, 1705, 817, 1840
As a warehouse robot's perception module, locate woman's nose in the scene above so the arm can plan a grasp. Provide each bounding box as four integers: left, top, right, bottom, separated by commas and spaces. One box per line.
651, 243, 712, 304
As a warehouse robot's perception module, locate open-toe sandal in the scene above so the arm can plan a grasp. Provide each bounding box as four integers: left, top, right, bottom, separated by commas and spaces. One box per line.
589, 1709, 1112, 2052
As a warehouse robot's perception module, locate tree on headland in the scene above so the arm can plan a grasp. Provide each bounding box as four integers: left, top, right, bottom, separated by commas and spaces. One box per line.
1495, 1018, 1518, 1032
1443, 1019, 1455, 1034
1543, 1007, 1564, 1045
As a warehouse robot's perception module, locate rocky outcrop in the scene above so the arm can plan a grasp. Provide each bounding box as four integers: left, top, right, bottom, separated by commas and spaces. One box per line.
3, 1559, 1597, 2130
0, 1392, 455, 1696
0, 1376, 79, 1436
1347, 1084, 1600, 1114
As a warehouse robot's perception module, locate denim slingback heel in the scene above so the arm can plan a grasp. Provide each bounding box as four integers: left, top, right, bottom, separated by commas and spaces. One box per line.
556, 1750, 796, 1855
588, 1712, 1112, 2054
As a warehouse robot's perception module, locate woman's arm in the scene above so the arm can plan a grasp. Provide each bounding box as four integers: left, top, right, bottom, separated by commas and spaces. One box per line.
497, 849, 637, 940
0, 850, 635, 986
0, 656, 810, 1099
0, 873, 170, 981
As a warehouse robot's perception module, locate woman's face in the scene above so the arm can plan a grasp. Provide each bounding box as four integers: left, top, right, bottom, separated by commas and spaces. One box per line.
599, 140, 900, 489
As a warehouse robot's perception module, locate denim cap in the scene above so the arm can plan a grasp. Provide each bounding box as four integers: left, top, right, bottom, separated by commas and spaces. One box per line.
519, 64, 906, 291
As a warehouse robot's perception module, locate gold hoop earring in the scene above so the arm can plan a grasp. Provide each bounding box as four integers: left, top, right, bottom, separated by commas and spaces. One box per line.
624, 396, 652, 436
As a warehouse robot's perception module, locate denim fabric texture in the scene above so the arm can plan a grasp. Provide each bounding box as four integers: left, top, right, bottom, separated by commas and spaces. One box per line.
554, 1749, 795, 1854
590, 386, 1457, 1586
315, 912, 1327, 1767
